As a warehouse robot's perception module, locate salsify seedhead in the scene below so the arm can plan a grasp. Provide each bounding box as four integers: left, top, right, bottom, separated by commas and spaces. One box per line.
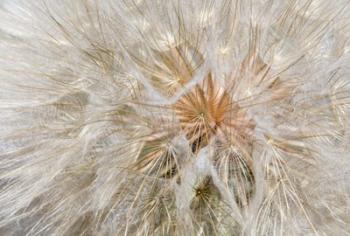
0, 0, 350, 235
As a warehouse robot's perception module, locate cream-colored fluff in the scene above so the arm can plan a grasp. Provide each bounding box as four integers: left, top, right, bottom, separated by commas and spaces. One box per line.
0, 0, 350, 235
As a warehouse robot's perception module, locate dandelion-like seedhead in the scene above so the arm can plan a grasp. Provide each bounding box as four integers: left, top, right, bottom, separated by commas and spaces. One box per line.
0, 0, 350, 235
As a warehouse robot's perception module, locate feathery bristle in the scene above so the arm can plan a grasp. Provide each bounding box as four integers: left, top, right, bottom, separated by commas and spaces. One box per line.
0, 0, 350, 235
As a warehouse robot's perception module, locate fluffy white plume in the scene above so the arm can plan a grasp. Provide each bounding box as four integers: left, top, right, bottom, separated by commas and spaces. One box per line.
0, 0, 350, 235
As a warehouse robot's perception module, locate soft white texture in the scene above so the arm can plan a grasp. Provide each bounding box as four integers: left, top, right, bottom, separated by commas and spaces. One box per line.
0, 0, 350, 235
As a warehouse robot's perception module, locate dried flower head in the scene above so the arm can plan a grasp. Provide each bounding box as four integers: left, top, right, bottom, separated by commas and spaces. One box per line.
0, 0, 350, 235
